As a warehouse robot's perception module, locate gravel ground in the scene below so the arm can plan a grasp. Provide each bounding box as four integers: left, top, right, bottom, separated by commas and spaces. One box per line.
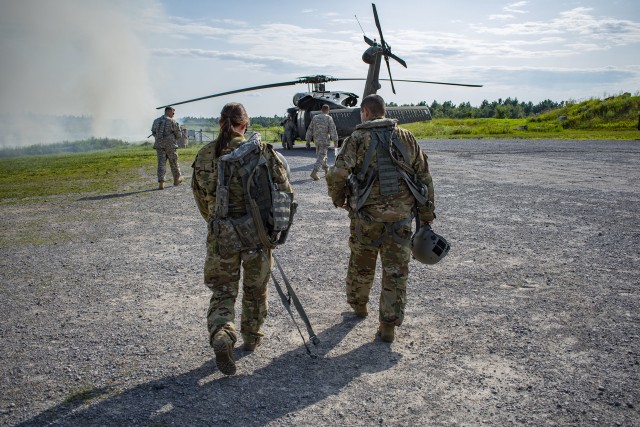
1, 138, 639, 426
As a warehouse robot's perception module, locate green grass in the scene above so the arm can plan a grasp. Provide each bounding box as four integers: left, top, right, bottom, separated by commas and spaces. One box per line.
404, 118, 639, 140
0, 144, 203, 201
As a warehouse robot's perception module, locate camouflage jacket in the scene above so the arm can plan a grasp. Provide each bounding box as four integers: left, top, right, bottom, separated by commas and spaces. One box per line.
326, 117, 435, 222
305, 113, 338, 145
192, 135, 293, 222
151, 115, 181, 148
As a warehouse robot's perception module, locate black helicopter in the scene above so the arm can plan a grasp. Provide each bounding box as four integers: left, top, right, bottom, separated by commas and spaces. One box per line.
158, 3, 482, 149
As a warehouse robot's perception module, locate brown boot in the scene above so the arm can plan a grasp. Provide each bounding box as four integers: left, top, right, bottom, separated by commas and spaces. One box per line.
212, 330, 236, 375
350, 303, 368, 318
378, 322, 395, 343
310, 170, 320, 181
158, 181, 164, 190
242, 335, 263, 352
174, 176, 184, 186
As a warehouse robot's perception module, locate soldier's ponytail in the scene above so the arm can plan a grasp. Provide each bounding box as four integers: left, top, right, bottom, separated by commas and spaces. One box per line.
215, 102, 250, 157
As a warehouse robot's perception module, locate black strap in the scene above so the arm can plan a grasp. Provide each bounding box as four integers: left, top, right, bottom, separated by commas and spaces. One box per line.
271, 254, 319, 356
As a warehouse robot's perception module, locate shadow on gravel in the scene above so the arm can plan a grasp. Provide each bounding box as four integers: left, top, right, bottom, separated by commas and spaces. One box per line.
77, 188, 159, 201
20, 314, 402, 426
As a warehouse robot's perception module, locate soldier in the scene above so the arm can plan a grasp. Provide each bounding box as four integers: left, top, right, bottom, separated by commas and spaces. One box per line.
192, 102, 294, 375
151, 106, 184, 190
306, 104, 338, 181
326, 94, 436, 343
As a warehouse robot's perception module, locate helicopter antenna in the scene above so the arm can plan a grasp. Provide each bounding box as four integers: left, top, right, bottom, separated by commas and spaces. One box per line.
355, 14, 366, 36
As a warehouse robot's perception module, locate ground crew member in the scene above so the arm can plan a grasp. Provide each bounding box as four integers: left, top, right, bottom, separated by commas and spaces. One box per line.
326, 94, 436, 343
306, 104, 338, 180
151, 106, 184, 189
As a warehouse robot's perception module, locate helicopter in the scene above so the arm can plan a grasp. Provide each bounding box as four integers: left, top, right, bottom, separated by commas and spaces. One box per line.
157, 3, 482, 149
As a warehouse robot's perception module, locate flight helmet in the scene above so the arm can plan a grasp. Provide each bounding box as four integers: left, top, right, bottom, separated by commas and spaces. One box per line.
411, 224, 450, 265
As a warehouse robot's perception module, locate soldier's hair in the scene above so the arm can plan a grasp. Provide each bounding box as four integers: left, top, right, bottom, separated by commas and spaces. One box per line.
216, 102, 250, 157
360, 94, 386, 117
321, 104, 330, 113
164, 106, 175, 113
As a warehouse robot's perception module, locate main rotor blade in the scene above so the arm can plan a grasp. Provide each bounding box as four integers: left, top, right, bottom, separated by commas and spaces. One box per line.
384, 57, 396, 94
385, 50, 407, 68
372, 4, 387, 54
334, 77, 483, 88
364, 35, 375, 46
156, 80, 300, 109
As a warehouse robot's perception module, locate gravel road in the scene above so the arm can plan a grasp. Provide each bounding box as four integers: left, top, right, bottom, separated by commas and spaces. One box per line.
1, 138, 639, 426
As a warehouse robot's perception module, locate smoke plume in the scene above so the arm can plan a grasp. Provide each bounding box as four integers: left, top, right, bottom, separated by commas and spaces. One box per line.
0, 0, 158, 147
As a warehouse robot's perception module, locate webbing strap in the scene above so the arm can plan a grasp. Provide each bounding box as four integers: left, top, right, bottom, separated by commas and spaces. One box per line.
271, 254, 319, 356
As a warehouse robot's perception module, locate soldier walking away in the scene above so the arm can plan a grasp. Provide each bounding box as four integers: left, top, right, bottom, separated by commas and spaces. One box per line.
326, 94, 436, 343
192, 102, 295, 375
151, 106, 184, 189
306, 104, 338, 181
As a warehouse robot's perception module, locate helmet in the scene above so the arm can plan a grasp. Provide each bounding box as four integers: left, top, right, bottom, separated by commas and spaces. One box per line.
411, 224, 450, 265
275, 151, 291, 179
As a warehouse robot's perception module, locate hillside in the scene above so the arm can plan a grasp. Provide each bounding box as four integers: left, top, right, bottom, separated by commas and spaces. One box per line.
534, 93, 640, 130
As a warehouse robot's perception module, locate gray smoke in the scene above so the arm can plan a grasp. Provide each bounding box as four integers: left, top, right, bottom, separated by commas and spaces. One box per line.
0, 0, 158, 147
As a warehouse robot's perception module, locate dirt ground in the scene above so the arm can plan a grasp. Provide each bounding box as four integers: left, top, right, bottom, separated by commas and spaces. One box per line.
1, 138, 639, 426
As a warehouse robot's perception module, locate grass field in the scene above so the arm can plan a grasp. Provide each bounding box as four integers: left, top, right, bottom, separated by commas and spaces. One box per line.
0, 145, 201, 201
404, 118, 640, 140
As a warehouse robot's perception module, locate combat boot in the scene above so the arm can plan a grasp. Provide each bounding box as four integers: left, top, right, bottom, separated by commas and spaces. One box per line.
378, 322, 395, 343
158, 181, 164, 190
242, 335, 263, 352
212, 330, 236, 375
310, 170, 320, 181
174, 176, 184, 186
350, 303, 368, 318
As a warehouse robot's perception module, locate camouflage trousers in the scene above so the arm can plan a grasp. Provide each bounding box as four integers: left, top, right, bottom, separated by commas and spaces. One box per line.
313, 142, 330, 173
346, 216, 412, 326
155, 143, 181, 182
203, 232, 273, 346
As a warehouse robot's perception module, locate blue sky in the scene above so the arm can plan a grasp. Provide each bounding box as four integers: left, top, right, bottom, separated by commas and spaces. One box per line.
1, 0, 639, 141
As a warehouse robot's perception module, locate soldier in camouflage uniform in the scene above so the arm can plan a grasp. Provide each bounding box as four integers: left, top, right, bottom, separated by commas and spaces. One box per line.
306, 104, 338, 181
151, 106, 184, 190
192, 102, 293, 375
326, 94, 436, 343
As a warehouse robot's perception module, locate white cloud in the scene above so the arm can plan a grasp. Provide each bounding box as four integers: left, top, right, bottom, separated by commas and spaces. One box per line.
504, 1, 529, 14
489, 14, 515, 21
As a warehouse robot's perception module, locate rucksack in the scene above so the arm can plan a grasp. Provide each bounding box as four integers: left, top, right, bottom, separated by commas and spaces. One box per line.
212, 134, 296, 254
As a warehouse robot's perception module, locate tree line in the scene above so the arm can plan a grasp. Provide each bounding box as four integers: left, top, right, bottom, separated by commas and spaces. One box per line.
388, 98, 566, 119
183, 99, 567, 123
181, 115, 283, 127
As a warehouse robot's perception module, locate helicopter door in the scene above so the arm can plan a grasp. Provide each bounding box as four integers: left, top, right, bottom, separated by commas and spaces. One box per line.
297, 110, 311, 140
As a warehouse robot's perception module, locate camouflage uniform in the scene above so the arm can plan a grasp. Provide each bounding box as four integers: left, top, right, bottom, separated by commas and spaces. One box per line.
306, 113, 338, 173
151, 114, 183, 183
326, 117, 435, 326
192, 135, 293, 347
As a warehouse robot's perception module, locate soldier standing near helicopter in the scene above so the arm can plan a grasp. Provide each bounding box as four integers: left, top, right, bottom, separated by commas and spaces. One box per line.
151, 106, 184, 189
306, 104, 338, 180
326, 94, 436, 343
